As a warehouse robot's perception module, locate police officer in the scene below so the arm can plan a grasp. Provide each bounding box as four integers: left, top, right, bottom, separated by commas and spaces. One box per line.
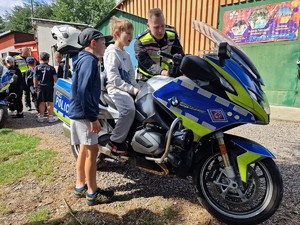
5, 56, 24, 118
14, 48, 31, 110
134, 8, 184, 80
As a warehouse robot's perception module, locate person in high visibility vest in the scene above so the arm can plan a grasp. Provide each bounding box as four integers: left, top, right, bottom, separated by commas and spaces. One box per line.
14, 48, 33, 110
14, 48, 30, 74
134, 8, 184, 80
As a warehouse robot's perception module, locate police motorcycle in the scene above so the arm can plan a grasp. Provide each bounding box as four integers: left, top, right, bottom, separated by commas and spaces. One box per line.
0, 62, 19, 128
52, 21, 283, 225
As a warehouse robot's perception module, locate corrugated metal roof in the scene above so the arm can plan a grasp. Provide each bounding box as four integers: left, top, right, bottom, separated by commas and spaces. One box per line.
32, 18, 91, 28
0, 30, 32, 38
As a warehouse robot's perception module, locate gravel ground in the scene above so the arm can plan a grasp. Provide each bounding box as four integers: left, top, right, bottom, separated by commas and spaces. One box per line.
0, 109, 299, 225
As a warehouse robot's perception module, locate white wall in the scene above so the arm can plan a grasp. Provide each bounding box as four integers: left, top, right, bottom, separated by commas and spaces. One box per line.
0, 46, 17, 58
35, 23, 57, 66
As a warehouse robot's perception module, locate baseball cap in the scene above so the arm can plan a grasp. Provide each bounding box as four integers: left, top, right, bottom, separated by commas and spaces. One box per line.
5, 56, 15, 63
26, 56, 35, 64
40, 52, 50, 61
78, 28, 113, 47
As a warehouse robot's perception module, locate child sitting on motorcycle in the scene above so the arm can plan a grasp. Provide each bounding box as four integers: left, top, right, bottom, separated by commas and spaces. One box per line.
104, 16, 140, 155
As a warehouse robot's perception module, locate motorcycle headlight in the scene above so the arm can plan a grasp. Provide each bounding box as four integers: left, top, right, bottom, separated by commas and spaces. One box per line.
248, 89, 270, 115
260, 98, 270, 115
219, 76, 236, 93
248, 89, 257, 101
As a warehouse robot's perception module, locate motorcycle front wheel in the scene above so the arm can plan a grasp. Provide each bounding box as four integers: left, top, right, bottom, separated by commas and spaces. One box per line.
193, 152, 283, 225
0, 105, 8, 128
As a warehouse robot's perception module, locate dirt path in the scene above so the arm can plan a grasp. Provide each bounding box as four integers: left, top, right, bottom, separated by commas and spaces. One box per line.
0, 110, 299, 225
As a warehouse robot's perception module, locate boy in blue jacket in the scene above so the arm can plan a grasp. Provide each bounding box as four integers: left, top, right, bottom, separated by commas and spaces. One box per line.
68, 28, 114, 206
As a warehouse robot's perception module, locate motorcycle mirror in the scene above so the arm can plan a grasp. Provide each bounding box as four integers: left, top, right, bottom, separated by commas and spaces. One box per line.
218, 42, 232, 67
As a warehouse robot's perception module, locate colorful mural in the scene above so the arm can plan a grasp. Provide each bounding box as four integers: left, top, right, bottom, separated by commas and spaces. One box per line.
223, 1, 300, 44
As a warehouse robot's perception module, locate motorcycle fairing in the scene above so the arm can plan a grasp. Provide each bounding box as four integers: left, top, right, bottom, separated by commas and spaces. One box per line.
205, 57, 269, 124
54, 78, 120, 124
0, 71, 12, 93
54, 92, 70, 124
153, 76, 255, 137
232, 138, 275, 182
0, 100, 7, 105
54, 79, 71, 124
237, 151, 262, 182
0, 84, 9, 93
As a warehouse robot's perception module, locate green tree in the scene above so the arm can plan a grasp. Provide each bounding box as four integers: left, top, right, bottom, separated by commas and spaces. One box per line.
0, 16, 6, 33
5, 6, 32, 33
5, 1, 54, 33
52, 0, 115, 26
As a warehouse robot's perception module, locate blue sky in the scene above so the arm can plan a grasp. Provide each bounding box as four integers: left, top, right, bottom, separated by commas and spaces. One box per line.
0, 0, 54, 17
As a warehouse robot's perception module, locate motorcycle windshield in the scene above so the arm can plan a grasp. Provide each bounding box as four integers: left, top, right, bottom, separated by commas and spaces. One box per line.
192, 21, 269, 123
193, 21, 264, 86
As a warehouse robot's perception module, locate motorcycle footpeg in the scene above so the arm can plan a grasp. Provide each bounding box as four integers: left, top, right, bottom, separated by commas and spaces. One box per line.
99, 146, 129, 163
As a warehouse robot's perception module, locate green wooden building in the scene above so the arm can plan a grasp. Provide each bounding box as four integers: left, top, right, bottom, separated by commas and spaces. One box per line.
220, 0, 300, 107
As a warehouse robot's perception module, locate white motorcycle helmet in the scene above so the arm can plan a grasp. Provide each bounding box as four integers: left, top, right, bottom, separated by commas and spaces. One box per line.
51, 25, 82, 54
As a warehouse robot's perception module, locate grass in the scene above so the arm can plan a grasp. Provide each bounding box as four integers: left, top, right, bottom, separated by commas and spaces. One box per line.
0, 129, 57, 185
0, 203, 14, 216
141, 206, 179, 225
27, 208, 51, 223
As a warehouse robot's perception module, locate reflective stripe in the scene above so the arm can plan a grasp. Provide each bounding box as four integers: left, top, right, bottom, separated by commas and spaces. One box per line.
0, 84, 10, 92
138, 30, 177, 77
138, 60, 170, 77
14, 56, 29, 73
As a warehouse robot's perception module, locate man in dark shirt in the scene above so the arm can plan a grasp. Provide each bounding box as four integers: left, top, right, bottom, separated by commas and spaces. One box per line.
54, 51, 71, 79
33, 52, 58, 123
5, 56, 23, 118
24, 56, 37, 111
134, 8, 184, 79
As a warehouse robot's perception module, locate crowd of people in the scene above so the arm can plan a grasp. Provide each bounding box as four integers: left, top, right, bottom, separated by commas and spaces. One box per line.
0, 47, 62, 123
1, 8, 184, 206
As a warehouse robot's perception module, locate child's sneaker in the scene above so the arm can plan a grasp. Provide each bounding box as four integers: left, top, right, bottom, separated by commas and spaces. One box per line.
37, 116, 45, 123
74, 184, 88, 198
86, 188, 114, 206
48, 116, 58, 123
106, 140, 128, 155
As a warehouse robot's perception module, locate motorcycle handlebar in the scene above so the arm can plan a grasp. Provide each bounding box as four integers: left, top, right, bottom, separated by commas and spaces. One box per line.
157, 51, 183, 65
157, 50, 173, 59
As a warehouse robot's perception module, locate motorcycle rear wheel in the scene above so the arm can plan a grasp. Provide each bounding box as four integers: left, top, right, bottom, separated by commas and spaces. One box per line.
0, 105, 8, 128
193, 152, 283, 225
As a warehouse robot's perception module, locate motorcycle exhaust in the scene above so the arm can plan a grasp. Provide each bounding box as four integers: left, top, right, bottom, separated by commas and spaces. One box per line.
167, 152, 182, 167
102, 157, 120, 164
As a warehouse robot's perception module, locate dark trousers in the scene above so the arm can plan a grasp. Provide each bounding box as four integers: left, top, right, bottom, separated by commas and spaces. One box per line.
23, 86, 36, 108
9, 84, 23, 113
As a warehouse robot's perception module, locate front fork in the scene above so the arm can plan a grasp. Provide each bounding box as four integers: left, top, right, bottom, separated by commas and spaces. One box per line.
214, 132, 236, 180
213, 132, 249, 199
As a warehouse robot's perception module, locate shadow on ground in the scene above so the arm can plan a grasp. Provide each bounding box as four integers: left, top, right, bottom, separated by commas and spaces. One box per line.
5, 110, 61, 129
23, 208, 188, 225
